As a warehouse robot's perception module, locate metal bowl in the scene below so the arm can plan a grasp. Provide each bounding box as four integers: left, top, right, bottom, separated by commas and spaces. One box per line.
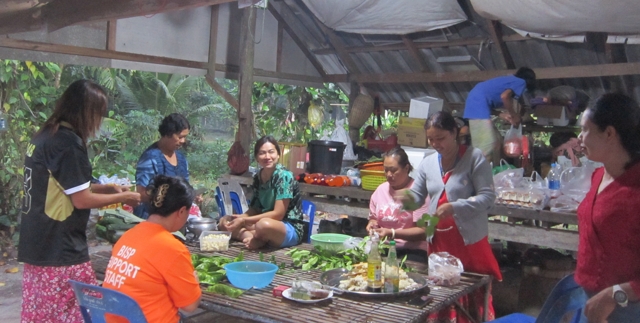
185, 217, 218, 239
319, 268, 430, 298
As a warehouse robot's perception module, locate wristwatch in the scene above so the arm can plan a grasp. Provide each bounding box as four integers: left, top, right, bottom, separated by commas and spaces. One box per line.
612, 284, 628, 307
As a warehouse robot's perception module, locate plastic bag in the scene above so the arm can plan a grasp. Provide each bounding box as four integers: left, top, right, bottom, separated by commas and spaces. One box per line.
493, 167, 524, 189
492, 159, 515, 175
428, 252, 464, 286
326, 119, 357, 161
503, 125, 523, 157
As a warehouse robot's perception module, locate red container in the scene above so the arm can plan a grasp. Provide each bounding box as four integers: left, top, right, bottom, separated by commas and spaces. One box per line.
366, 134, 398, 153
272, 285, 289, 297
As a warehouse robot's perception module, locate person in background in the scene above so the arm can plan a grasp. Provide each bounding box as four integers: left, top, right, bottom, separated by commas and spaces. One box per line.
218, 136, 305, 249
463, 67, 536, 164
575, 93, 640, 322
103, 175, 201, 323
366, 147, 430, 261
396, 111, 501, 322
549, 131, 583, 168
19, 79, 141, 323
134, 113, 190, 219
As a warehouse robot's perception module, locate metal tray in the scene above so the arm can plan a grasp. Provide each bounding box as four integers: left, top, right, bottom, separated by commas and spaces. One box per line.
319, 268, 430, 298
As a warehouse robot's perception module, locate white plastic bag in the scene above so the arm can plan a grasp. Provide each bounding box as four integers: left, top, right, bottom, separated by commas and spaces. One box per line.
503, 125, 523, 157
428, 252, 464, 286
493, 167, 524, 189
328, 119, 357, 161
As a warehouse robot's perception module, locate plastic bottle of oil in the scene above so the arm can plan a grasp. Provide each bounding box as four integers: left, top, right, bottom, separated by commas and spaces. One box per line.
367, 236, 382, 292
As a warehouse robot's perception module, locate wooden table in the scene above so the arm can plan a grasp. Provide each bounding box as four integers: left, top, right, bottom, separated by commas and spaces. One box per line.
91, 242, 492, 323
222, 174, 579, 251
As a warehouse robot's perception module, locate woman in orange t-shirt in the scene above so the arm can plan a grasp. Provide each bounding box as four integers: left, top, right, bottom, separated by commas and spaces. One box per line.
103, 175, 201, 323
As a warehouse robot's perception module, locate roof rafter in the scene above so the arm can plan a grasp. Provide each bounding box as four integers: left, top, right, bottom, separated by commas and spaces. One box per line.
324, 62, 640, 84
0, 0, 237, 35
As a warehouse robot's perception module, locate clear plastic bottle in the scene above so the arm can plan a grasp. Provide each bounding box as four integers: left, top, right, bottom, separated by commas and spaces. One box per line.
367, 236, 382, 292
384, 240, 400, 293
547, 163, 562, 190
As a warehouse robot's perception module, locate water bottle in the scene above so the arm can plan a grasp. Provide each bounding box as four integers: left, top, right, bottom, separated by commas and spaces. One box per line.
547, 163, 562, 196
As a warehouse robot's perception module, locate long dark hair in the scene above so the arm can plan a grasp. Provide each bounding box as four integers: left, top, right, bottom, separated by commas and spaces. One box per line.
39, 79, 108, 145
587, 93, 640, 168
147, 175, 195, 217
159, 113, 190, 137
383, 147, 413, 173
424, 111, 459, 137
254, 135, 281, 158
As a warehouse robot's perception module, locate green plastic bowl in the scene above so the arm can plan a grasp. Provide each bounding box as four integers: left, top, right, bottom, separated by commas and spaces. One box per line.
310, 233, 351, 252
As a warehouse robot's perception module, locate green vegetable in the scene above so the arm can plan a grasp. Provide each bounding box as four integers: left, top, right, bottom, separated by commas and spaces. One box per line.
416, 213, 439, 237
206, 284, 244, 298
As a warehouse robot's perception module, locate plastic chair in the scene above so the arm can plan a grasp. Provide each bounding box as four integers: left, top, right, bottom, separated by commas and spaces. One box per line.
492, 273, 587, 323
68, 280, 147, 323
301, 200, 316, 243
217, 179, 249, 215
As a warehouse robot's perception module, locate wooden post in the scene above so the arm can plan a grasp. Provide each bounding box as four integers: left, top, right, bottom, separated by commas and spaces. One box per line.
237, 5, 257, 154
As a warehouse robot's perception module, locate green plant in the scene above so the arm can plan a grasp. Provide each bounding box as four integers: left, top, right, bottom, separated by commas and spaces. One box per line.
0, 60, 63, 231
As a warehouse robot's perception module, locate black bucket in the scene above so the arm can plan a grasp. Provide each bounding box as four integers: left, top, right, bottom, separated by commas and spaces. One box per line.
307, 140, 346, 175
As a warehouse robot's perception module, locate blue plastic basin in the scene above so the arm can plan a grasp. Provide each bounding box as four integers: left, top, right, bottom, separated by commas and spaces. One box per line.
223, 261, 278, 289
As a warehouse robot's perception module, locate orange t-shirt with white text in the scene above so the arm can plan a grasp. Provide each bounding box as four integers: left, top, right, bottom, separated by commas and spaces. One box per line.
103, 222, 201, 323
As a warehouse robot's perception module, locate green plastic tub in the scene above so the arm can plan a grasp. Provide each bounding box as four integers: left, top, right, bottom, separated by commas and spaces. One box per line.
310, 233, 351, 252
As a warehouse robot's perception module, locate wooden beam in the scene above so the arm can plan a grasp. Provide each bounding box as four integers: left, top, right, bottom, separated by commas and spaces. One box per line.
487, 20, 515, 70
323, 62, 640, 84
106, 20, 117, 51
312, 34, 528, 55
236, 5, 256, 153
267, 2, 326, 78
0, 37, 323, 84
313, 17, 360, 74
488, 221, 578, 251
0, 37, 208, 69
0, 0, 237, 35
276, 19, 283, 72
207, 4, 219, 74
205, 74, 239, 110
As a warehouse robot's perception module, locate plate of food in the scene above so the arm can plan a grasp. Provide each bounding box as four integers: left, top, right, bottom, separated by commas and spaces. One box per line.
282, 287, 333, 304
319, 262, 429, 298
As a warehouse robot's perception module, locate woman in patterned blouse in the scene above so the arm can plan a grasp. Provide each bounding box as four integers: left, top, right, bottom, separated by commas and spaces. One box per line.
219, 136, 305, 249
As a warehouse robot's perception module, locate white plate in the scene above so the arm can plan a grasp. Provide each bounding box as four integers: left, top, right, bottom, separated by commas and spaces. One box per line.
282, 288, 333, 303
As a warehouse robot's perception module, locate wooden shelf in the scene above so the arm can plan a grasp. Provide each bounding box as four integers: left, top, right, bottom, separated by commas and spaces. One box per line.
489, 205, 577, 225
521, 124, 580, 133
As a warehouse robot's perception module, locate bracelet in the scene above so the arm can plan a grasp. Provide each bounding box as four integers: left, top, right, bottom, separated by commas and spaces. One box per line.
391, 228, 396, 240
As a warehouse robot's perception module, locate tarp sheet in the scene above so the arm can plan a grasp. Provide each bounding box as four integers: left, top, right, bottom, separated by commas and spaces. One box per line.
471, 0, 640, 42
301, 0, 467, 34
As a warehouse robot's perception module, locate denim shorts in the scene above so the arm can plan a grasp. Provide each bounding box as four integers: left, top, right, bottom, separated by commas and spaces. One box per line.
280, 222, 300, 248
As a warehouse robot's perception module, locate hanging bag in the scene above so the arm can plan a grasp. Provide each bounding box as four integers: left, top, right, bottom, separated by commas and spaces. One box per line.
503, 125, 523, 157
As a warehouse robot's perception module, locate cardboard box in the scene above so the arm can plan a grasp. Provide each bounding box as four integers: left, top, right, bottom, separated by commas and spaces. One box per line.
397, 117, 428, 148
409, 96, 444, 119
279, 142, 307, 175
534, 105, 570, 126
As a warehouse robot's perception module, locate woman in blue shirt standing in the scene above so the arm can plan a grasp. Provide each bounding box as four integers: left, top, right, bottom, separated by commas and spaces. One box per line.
134, 113, 190, 219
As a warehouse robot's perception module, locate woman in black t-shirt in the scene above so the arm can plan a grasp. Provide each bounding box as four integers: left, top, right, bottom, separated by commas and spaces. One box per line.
19, 79, 141, 323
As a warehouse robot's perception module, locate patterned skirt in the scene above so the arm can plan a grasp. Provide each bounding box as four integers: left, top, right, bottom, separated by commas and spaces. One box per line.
21, 261, 97, 323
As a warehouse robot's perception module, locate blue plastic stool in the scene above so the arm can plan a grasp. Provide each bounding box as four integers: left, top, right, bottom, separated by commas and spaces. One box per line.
492, 273, 587, 323
301, 200, 316, 243
68, 280, 147, 323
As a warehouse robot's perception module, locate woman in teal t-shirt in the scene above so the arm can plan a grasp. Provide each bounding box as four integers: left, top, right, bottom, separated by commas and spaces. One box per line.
219, 136, 304, 249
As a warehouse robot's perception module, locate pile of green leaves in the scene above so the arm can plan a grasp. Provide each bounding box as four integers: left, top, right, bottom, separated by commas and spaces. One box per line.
191, 252, 245, 296
286, 238, 409, 272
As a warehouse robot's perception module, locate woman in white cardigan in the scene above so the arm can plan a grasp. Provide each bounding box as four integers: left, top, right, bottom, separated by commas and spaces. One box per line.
397, 111, 501, 321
